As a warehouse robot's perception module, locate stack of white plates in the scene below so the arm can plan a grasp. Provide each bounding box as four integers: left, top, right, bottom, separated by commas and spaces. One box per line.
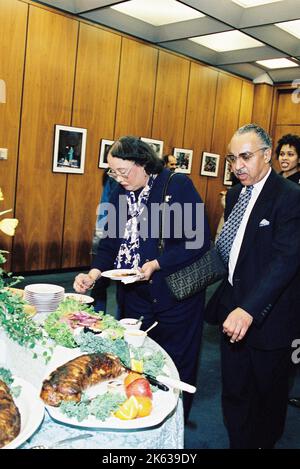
24, 284, 65, 313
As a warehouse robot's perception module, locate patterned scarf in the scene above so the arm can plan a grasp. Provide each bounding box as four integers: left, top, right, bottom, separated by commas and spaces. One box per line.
114, 175, 157, 269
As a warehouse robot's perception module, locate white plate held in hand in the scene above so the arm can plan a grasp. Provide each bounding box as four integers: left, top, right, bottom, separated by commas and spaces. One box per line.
101, 269, 142, 283
64, 293, 94, 304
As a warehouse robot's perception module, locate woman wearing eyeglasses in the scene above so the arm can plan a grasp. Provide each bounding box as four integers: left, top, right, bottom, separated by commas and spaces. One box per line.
275, 133, 300, 185
74, 135, 210, 421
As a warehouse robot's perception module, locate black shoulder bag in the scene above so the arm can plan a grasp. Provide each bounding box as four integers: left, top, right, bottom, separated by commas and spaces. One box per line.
159, 173, 227, 300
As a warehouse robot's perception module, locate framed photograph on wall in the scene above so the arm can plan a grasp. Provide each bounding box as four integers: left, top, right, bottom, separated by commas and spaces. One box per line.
200, 152, 220, 177
223, 160, 233, 186
140, 137, 164, 158
52, 124, 87, 174
99, 139, 114, 169
173, 148, 193, 174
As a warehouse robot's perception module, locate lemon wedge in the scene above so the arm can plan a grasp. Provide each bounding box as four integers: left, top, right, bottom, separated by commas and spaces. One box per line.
131, 359, 143, 373
114, 396, 139, 420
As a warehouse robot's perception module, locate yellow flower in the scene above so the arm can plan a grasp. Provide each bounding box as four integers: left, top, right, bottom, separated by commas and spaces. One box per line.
0, 218, 19, 236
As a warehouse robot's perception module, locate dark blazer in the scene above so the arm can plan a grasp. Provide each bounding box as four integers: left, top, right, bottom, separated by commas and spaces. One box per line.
206, 169, 300, 349
93, 168, 210, 312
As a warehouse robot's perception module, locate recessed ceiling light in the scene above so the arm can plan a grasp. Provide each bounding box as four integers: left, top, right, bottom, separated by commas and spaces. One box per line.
256, 58, 299, 69
111, 0, 204, 26
189, 30, 264, 52
275, 20, 300, 40
231, 0, 282, 7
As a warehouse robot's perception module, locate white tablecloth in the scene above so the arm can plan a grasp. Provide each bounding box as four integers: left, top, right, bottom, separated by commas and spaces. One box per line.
0, 330, 184, 449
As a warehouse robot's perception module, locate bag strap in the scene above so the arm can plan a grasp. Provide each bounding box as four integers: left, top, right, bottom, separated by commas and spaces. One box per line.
158, 171, 177, 255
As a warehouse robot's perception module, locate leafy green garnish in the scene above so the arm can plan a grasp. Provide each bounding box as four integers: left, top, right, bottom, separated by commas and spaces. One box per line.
44, 299, 124, 348
0, 288, 52, 362
143, 351, 166, 377
60, 392, 125, 422
77, 331, 130, 365
129, 347, 166, 377
0, 250, 24, 289
0, 367, 13, 385
44, 311, 77, 348
44, 299, 96, 347
0, 367, 21, 398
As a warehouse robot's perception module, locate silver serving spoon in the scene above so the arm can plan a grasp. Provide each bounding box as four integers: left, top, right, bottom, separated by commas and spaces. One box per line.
144, 321, 158, 334
30, 433, 93, 449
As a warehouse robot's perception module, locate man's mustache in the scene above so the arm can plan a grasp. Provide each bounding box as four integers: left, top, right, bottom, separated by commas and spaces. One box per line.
235, 169, 248, 176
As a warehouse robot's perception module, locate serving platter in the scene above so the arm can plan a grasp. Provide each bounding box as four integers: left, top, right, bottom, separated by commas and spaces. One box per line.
42, 343, 179, 431
46, 381, 178, 430
3, 377, 45, 449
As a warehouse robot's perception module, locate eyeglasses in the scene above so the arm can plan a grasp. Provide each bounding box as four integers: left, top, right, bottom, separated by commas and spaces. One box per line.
107, 162, 135, 180
226, 147, 268, 164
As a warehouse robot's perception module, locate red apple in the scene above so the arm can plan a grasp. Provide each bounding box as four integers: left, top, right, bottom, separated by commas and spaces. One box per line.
125, 378, 153, 400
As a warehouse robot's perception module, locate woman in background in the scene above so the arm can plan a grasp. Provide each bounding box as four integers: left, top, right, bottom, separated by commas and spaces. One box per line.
275, 133, 300, 185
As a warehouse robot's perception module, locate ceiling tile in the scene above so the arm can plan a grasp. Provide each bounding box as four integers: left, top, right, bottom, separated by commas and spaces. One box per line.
275, 20, 300, 39
256, 58, 299, 68
189, 30, 264, 52
231, 0, 282, 7
34, 0, 300, 83
111, 0, 204, 26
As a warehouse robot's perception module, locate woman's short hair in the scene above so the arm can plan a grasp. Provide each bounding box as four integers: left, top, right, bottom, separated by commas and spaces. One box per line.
109, 136, 164, 175
275, 134, 300, 159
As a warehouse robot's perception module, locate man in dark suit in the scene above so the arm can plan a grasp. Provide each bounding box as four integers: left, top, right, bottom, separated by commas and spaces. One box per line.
206, 123, 300, 449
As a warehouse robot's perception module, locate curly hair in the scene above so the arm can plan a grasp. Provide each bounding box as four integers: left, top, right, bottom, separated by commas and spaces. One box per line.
109, 136, 164, 175
275, 134, 300, 159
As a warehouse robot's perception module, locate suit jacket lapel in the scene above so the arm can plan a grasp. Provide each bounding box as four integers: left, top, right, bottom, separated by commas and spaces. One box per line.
235, 170, 278, 270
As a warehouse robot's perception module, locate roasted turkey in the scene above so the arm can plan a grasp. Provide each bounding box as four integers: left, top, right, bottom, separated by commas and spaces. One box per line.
0, 379, 21, 448
40, 352, 123, 406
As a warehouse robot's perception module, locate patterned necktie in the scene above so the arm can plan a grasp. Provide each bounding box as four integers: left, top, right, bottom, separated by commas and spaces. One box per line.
216, 185, 253, 265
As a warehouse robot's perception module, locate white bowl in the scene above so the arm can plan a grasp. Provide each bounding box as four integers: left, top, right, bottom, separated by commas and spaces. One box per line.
119, 318, 142, 330
124, 329, 147, 347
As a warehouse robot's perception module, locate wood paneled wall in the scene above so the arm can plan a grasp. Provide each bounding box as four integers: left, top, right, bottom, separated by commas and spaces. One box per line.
1, 0, 258, 272
0, 0, 27, 265
12, 6, 78, 271
184, 64, 218, 202
62, 24, 122, 268
206, 74, 244, 236
115, 38, 158, 138
271, 89, 300, 173
152, 51, 190, 150
252, 84, 274, 132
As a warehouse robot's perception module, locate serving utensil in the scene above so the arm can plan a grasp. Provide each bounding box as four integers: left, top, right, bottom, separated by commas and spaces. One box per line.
144, 321, 158, 334
120, 357, 169, 392
155, 376, 196, 394
30, 433, 93, 449
121, 361, 196, 393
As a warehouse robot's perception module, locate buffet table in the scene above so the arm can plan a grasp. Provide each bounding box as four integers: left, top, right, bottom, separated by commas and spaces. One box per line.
0, 326, 184, 449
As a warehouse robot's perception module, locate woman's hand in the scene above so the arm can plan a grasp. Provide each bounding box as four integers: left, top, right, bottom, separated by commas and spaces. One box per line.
73, 269, 100, 293
139, 260, 160, 281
